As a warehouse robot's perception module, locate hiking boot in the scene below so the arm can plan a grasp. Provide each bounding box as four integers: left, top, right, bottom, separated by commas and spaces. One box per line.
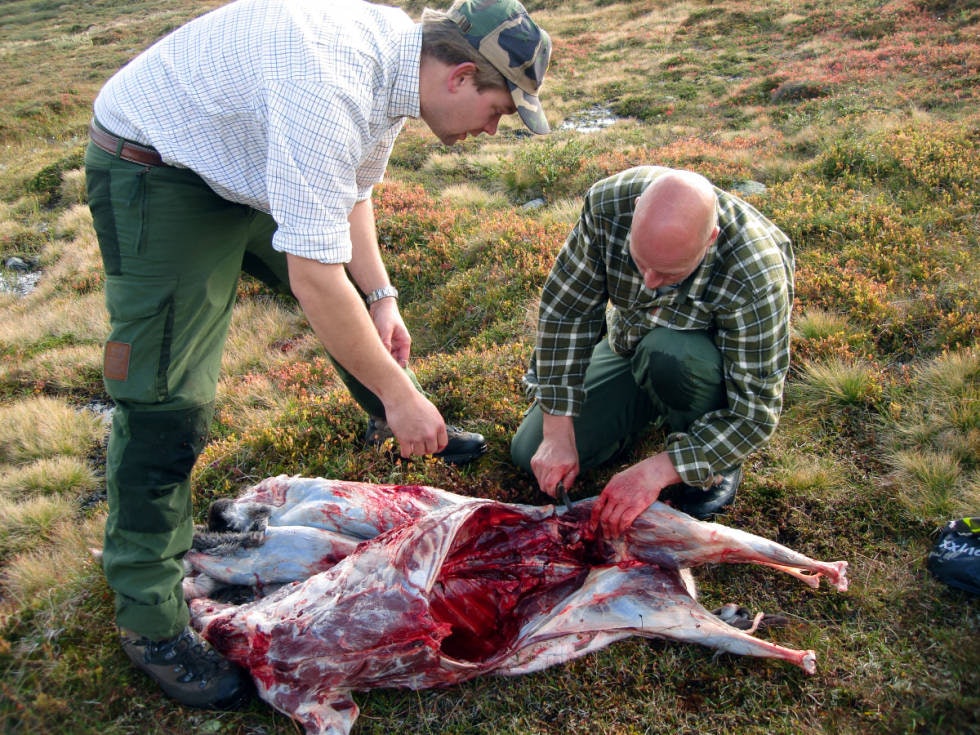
434, 426, 488, 465
121, 626, 253, 710
659, 466, 742, 520
365, 416, 488, 466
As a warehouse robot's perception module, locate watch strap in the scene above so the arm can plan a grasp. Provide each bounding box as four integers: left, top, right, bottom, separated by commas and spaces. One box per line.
365, 285, 399, 305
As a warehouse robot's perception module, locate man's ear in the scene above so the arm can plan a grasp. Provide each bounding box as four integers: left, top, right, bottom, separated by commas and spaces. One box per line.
708, 225, 721, 246
447, 62, 477, 92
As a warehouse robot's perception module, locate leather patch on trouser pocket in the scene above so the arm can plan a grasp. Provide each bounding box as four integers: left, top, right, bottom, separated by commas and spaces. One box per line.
104, 341, 131, 381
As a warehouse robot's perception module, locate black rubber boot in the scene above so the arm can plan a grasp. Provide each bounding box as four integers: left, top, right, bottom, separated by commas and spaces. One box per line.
659, 466, 742, 520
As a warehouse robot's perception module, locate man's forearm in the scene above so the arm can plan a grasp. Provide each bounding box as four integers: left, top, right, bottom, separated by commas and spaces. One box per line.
541, 411, 575, 443
287, 254, 415, 405
344, 198, 391, 295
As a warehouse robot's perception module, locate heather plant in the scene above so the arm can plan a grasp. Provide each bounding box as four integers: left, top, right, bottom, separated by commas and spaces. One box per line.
1, 1, 978, 734
767, 119, 979, 359
372, 180, 468, 304
403, 216, 567, 352
193, 390, 369, 500
501, 135, 594, 200
791, 308, 873, 365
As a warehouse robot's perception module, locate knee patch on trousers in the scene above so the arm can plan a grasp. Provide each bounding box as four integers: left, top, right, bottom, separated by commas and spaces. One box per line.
113, 404, 213, 533
632, 329, 725, 414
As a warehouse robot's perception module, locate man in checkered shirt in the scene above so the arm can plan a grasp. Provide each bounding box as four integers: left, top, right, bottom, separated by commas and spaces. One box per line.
85, 0, 550, 710
512, 166, 794, 538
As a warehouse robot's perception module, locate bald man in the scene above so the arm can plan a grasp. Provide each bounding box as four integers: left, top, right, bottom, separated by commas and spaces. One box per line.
511, 166, 794, 537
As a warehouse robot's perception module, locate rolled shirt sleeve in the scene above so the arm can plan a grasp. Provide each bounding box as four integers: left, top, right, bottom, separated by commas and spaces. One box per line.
264, 78, 404, 263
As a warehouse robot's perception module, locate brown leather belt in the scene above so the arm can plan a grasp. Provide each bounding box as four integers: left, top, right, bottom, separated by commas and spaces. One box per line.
88, 123, 164, 167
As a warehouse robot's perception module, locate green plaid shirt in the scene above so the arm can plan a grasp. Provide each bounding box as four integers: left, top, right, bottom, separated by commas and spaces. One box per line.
524, 166, 795, 486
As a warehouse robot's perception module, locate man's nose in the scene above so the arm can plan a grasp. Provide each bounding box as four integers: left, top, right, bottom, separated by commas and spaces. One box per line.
482, 115, 501, 135
643, 272, 664, 289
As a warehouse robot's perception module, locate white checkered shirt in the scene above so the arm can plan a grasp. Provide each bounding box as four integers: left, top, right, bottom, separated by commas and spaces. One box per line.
94, 0, 421, 263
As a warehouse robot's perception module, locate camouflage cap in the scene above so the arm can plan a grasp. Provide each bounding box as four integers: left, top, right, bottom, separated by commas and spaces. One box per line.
448, 0, 552, 134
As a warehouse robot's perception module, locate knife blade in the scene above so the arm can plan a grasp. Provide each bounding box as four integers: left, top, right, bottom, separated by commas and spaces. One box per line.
555, 481, 573, 512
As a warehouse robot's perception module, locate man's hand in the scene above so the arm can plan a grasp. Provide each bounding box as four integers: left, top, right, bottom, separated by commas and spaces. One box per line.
590, 452, 682, 538
530, 413, 580, 497
384, 393, 449, 458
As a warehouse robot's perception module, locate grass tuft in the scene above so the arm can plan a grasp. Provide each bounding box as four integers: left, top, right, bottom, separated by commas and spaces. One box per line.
0, 396, 104, 464
0, 495, 77, 565
0, 456, 100, 501
888, 449, 974, 524
791, 358, 884, 410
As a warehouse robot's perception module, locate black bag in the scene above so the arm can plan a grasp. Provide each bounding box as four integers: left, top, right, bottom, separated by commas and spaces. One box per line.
927, 517, 980, 595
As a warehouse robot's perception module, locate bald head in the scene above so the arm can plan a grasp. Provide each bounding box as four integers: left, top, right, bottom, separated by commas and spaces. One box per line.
630, 170, 720, 290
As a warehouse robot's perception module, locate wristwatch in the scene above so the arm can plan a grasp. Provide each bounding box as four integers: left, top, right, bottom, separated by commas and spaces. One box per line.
364, 285, 399, 305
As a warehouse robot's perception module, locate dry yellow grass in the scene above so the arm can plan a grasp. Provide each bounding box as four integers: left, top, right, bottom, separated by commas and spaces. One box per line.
0, 396, 105, 464
0, 510, 104, 617
0, 455, 101, 501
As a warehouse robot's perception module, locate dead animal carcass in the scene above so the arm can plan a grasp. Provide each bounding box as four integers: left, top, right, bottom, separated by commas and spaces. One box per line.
185, 475, 848, 735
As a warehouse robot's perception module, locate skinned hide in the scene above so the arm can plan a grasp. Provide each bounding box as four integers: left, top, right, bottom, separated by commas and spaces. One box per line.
186, 475, 848, 735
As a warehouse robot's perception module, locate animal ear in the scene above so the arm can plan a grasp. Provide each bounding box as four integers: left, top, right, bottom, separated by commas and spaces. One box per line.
207, 498, 237, 532
206, 498, 271, 533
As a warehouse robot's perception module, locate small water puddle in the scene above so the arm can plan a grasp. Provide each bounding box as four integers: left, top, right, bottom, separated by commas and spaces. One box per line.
1, 257, 41, 296
559, 106, 620, 134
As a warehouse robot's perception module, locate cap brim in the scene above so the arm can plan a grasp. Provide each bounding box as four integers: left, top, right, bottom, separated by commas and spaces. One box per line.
510, 85, 550, 135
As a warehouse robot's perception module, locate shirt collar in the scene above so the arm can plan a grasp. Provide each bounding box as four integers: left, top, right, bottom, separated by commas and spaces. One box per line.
684, 239, 717, 298
642, 239, 717, 301
391, 25, 422, 119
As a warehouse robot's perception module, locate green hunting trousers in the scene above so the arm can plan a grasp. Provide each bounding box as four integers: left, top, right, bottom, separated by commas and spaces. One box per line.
510, 329, 726, 474
84, 142, 413, 638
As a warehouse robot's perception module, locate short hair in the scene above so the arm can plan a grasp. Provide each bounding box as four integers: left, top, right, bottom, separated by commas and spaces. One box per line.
420, 9, 508, 92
